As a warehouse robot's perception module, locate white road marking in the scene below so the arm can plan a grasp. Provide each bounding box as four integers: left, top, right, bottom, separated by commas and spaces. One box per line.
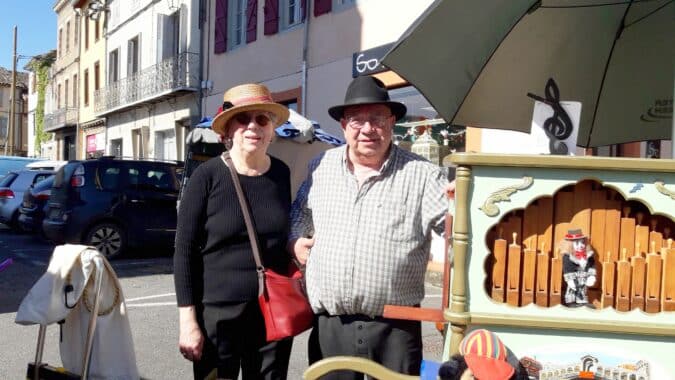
127, 293, 176, 302
127, 302, 176, 308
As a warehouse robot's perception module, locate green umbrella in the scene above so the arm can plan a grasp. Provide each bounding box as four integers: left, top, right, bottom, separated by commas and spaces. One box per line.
382, 0, 674, 149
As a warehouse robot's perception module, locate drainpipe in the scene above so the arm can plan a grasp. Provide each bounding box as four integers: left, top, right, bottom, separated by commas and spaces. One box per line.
300, 0, 311, 115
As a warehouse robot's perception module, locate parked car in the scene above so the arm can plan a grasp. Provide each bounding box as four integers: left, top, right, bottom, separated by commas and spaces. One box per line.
25, 160, 68, 171
0, 170, 54, 230
43, 157, 184, 259
18, 175, 55, 235
0, 156, 44, 178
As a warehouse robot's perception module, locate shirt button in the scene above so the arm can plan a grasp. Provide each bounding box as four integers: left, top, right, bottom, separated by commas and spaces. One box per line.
357, 325, 363, 330
358, 339, 363, 344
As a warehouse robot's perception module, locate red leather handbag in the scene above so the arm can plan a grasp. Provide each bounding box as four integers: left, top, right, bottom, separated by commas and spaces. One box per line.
223, 153, 313, 342
258, 263, 314, 341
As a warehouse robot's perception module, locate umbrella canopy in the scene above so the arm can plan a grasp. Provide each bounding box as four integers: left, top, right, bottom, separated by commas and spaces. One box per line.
382, 0, 674, 148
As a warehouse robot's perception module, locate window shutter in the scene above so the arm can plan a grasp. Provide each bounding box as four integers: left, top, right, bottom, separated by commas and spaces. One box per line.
214, 0, 228, 53
301, 0, 307, 21
314, 0, 331, 16
246, 0, 258, 43
263, 0, 278, 36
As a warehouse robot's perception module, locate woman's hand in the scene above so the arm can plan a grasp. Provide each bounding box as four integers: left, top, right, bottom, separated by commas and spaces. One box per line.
289, 237, 315, 265
178, 306, 204, 362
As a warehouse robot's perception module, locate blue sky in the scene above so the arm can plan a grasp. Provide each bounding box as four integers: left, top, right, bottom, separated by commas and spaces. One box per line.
1, 1, 56, 71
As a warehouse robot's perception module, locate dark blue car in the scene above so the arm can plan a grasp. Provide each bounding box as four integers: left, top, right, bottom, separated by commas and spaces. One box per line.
43, 157, 183, 259
18, 175, 54, 235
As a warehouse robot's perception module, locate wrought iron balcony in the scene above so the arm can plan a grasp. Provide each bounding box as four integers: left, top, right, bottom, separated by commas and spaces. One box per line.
44, 107, 78, 132
94, 52, 199, 115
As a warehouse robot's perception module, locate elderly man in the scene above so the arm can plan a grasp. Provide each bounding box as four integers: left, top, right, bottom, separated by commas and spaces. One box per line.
289, 76, 450, 378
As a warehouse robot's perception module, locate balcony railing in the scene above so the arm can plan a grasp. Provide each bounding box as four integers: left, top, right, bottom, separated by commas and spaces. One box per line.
94, 52, 200, 115
44, 107, 78, 132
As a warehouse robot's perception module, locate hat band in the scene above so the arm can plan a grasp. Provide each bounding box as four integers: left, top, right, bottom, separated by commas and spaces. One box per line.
565, 233, 584, 239
230, 94, 274, 106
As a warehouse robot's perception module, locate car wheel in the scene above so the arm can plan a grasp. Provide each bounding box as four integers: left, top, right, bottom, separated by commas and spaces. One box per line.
85, 223, 126, 260
10, 211, 23, 233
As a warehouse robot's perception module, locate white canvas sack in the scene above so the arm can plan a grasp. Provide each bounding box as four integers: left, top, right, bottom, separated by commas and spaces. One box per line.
16, 244, 139, 379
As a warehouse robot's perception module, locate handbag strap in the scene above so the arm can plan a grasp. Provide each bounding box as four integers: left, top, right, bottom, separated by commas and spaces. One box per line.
221, 152, 266, 297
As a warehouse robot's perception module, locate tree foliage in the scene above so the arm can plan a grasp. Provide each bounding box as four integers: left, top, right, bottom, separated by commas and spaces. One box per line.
26, 51, 55, 155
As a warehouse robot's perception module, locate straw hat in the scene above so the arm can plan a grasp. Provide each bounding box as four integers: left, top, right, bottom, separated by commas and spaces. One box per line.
211, 83, 290, 136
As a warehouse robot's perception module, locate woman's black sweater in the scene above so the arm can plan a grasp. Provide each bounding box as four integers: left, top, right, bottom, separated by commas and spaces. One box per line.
173, 155, 291, 306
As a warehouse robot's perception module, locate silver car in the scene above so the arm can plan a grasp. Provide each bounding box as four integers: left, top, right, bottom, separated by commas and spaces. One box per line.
0, 170, 53, 230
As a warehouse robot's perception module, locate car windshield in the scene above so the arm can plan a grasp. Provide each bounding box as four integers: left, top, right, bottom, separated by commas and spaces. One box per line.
33, 175, 55, 192
0, 172, 18, 187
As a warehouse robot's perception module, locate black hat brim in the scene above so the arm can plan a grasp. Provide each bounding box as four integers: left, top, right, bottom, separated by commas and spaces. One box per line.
328, 101, 407, 122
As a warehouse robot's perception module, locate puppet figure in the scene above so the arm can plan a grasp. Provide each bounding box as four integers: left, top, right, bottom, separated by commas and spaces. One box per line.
560, 228, 596, 307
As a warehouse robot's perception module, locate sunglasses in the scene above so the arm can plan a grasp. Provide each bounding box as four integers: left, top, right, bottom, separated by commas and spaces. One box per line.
233, 112, 273, 127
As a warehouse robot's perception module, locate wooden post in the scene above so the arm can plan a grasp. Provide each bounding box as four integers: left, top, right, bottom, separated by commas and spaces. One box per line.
615, 248, 631, 311
600, 252, 615, 309
536, 197, 553, 264
603, 200, 621, 262
507, 233, 522, 306
491, 237, 507, 303
448, 166, 471, 355
590, 190, 607, 281
649, 220, 663, 254
535, 242, 550, 307
630, 255, 646, 311
571, 181, 592, 238
549, 246, 563, 307
635, 212, 649, 258
645, 246, 662, 313
523, 204, 539, 254
619, 206, 636, 258
662, 239, 675, 312
521, 246, 537, 306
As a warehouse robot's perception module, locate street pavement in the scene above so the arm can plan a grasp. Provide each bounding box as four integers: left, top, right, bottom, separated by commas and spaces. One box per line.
0, 226, 445, 379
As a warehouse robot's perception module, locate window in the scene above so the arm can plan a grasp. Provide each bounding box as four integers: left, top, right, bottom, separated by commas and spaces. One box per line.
95, 19, 100, 41
154, 129, 176, 160
281, 0, 303, 29
110, 138, 123, 157
84, 18, 89, 50
73, 74, 78, 108
98, 166, 121, 190
74, 15, 79, 45
58, 28, 62, 57
228, 0, 246, 49
57, 83, 62, 108
0, 90, 3, 106
66, 22, 70, 53
109, 49, 119, 83
127, 36, 140, 76
94, 61, 100, 91
83, 69, 89, 106
64, 79, 69, 107
158, 11, 180, 62
333, 0, 356, 12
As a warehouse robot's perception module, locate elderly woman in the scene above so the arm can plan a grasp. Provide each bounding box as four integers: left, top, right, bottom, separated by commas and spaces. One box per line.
173, 83, 293, 379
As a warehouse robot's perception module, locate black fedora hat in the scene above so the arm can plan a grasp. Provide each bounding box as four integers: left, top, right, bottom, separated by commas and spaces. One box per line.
328, 76, 407, 121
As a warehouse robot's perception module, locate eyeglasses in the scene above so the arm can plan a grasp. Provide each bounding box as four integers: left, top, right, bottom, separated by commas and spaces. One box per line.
233, 112, 273, 127
344, 114, 393, 129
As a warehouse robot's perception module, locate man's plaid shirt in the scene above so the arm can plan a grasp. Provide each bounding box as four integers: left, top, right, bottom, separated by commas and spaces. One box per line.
290, 144, 449, 317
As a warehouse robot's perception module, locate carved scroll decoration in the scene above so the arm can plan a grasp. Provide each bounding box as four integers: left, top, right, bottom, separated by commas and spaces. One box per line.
654, 181, 675, 200
479, 176, 534, 217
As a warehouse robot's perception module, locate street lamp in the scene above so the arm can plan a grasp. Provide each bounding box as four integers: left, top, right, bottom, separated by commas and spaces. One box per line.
85, 0, 108, 21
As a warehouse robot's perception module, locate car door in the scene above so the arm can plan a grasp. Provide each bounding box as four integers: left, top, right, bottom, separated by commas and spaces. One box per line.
123, 163, 179, 245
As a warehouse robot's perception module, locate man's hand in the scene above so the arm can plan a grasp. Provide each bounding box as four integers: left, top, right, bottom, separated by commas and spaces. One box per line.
586, 275, 596, 287
178, 306, 204, 362
446, 179, 456, 200
289, 237, 315, 265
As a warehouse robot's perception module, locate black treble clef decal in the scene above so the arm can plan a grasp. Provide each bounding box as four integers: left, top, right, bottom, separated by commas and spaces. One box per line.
527, 78, 573, 155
